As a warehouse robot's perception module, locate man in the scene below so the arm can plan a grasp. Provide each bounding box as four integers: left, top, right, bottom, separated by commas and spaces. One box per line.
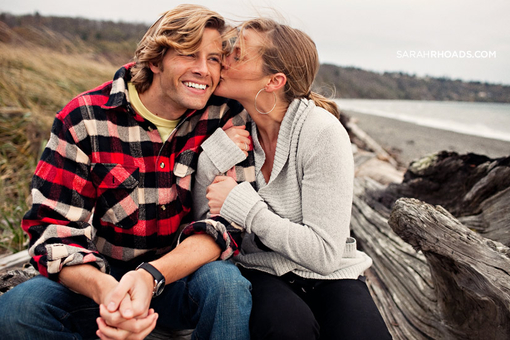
0, 5, 251, 340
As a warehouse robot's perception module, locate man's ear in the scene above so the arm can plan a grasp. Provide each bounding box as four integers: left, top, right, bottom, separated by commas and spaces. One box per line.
149, 62, 161, 74
265, 73, 287, 92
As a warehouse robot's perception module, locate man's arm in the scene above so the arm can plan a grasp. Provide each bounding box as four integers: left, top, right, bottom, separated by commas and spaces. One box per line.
104, 233, 222, 314
59, 264, 117, 305
151, 233, 221, 283
91, 233, 221, 316
79, 234, 220, 339
23, 103, 110, 280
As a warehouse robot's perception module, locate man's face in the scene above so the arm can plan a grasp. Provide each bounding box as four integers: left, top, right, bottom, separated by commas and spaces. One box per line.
149, 28, 223, 117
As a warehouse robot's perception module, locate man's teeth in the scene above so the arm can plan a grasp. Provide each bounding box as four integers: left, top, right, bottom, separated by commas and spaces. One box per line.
184, 82, 207, 90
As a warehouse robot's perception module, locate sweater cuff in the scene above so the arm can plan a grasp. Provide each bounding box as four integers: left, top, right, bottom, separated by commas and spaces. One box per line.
201, 128, 247, 173
221, 181, 263, 233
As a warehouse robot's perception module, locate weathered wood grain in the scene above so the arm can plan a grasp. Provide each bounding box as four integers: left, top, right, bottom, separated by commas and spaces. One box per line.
0, 249, 30, 272
352, 178, 440, 340
351, 148, 510, 340
375, 152, 510, 234
389, 198, 510, 339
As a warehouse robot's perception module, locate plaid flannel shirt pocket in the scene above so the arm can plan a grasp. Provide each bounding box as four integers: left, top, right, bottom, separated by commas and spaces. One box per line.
91, 163, 140, 229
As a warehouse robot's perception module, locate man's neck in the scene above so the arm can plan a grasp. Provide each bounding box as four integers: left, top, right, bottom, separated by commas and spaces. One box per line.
138, 88, 187, 121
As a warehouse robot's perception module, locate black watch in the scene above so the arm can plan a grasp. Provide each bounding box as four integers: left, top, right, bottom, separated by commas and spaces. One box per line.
136, 262, 165, 297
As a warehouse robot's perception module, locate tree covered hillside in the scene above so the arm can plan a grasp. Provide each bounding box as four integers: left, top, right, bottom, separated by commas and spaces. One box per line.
315, 64, 510, 103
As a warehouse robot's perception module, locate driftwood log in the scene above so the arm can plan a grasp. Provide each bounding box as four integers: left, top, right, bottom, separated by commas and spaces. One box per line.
377, 151, 510, 246
351, 148, 510, 339
389, 198, 510, 339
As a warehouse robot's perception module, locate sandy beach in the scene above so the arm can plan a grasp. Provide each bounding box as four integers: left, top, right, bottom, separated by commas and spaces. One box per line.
344, 110, 510, 166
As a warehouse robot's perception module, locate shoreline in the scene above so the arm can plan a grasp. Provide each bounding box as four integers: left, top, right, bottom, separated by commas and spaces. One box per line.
344, 110, 510, 166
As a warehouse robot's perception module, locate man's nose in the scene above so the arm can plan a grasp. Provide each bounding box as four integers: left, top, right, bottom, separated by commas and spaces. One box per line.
193, 57, 210, 76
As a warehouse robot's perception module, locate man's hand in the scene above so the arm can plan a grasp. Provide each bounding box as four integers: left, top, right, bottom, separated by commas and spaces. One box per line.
224, 125, 251, 157
59, 264, 157, 340
96, 269, 158, 339
206, 176, 238, 214
96, 307, 158, 340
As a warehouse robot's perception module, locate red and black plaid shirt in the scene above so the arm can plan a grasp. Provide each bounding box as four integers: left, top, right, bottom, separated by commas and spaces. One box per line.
22, 63, 248, 280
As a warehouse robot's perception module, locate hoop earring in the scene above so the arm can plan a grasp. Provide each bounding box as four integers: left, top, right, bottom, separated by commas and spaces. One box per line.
254, 88, 277, 115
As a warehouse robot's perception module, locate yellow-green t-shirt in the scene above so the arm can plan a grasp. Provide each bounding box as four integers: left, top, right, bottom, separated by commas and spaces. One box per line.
128, 82, 179, 141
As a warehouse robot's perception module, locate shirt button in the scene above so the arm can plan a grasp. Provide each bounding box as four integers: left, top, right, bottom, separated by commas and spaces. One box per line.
160, 162, 165, 169
161, 205, 166, 211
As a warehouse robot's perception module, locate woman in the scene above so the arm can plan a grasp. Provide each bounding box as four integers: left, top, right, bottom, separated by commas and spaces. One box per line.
192, 18, 392, 339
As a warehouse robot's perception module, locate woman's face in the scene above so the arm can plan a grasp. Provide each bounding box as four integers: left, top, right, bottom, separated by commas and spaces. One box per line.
214, 29, 268, 103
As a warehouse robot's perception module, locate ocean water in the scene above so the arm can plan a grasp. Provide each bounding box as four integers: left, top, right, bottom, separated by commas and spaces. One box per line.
335, 99, 510, 142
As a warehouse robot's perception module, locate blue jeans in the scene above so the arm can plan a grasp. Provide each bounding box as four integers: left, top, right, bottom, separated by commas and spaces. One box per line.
0, 261, 251, 340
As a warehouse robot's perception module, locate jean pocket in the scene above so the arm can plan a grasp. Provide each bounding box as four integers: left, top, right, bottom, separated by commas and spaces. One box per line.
91, 163, 140, 229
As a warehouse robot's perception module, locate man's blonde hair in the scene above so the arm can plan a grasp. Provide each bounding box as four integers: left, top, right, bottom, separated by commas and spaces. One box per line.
130, 4, 227, 93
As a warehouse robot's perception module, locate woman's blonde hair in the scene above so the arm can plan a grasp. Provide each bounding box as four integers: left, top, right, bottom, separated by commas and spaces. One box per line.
238, 18, 339, 118
130, 4, 227, 93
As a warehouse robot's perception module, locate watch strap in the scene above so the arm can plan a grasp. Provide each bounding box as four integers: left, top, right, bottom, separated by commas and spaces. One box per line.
136, 262, 165, 297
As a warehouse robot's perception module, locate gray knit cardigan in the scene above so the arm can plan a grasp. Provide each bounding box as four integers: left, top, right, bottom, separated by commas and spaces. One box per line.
192, 98, 372, 280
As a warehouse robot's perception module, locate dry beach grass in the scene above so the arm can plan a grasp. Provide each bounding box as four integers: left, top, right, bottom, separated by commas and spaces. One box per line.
0, 42, 118, 253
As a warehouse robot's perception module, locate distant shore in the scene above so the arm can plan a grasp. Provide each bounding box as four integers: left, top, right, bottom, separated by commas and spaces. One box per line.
344, 110, 510, 166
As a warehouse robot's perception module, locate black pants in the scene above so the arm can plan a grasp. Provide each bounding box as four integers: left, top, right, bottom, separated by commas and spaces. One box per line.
241, 269, 392, 340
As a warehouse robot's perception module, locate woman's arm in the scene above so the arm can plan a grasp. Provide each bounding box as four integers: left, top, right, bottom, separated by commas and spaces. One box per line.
192, 126, 249, 220
216, 117, 354, 275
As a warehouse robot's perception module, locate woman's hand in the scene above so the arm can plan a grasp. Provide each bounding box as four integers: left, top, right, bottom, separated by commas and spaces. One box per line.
224, 125, 251, 157
206, 176, 238, 215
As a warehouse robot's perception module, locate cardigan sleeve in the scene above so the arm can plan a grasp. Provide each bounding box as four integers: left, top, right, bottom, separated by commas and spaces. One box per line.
191, 127, 247, 221
185, 126, 252, 260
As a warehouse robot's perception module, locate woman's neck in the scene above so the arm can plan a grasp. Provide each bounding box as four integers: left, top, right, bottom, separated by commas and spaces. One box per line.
245, 100, 287, 144
248, 105, 286, 183
254, 117, 280, 184
255, 117, 280, 146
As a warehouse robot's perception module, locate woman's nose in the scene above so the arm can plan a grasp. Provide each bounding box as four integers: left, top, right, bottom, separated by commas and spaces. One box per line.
222, 54, 235, 70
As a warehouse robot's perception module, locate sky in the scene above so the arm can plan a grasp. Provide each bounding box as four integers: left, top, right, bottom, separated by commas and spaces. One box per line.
1, 0, 509, 85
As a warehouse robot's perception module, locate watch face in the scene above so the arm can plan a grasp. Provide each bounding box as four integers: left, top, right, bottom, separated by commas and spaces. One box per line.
154, 280, 165, 297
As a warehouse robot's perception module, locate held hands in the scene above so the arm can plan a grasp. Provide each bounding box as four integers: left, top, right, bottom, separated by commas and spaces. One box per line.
206, 176, 238, 215
225, 125, 251, 157
96, 270, 158, 340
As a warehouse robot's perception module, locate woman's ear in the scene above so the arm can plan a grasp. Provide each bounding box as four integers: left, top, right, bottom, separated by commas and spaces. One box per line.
265, 73, 287, 92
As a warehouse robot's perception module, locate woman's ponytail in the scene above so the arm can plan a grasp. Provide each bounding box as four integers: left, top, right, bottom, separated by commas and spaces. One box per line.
309, 92, 340, 119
